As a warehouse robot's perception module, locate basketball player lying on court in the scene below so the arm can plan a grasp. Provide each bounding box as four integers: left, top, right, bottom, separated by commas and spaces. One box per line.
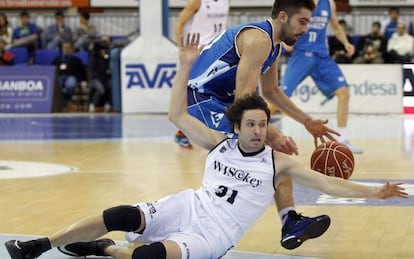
4, 34, 408, 259
175, 0, 344, 252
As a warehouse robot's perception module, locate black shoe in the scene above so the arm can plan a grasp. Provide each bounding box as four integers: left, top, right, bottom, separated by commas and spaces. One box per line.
4, 240, 43, 259
57, 238, 115, 257
281, 211, 331, 250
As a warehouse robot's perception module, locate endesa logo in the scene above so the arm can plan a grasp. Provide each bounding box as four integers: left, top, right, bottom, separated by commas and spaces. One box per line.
293, 81, 398, 104
125, 63, 176, 89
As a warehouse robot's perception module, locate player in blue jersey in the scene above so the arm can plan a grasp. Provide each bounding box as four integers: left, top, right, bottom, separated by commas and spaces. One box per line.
281, 0, 363, 153
174, 0, 343, 250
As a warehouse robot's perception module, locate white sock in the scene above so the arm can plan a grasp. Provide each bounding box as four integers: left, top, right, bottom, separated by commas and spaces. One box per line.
279, 207, 295, 226
337, 127, 347, 142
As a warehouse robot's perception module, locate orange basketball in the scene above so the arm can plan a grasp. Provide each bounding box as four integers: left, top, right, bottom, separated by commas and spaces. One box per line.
310, 141, 354, 179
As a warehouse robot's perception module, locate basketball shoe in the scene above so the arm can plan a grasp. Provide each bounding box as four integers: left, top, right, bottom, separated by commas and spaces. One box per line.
341, 140, 363, 154
5, 238, 51, 259
57, 238, 115, 257
281, 211, 331, 250
174, 130, 193, 149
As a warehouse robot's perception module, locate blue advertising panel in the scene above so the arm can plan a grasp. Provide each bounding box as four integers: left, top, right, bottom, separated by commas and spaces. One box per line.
0, 65, 60, 113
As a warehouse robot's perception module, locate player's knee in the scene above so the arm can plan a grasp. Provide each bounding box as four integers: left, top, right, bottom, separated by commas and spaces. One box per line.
103, 205, 141, 232
132, 242, 167, 259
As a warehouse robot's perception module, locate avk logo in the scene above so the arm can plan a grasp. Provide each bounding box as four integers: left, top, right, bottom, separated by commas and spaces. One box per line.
125, 63, 176, 89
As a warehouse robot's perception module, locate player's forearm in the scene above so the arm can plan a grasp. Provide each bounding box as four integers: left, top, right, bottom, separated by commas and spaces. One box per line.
168, 63, 192, 126
322, 176, 377, 198
175, 25, 184, 47
265, 126, 283, 145
234, 67, 261, 99
262, 87, 312, 125
334, 27, 351, 47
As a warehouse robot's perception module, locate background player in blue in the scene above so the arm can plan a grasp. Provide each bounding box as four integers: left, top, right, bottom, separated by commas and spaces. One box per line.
281, 0, 363, 153
5, 34, 407, 259
179, 0, 342, 250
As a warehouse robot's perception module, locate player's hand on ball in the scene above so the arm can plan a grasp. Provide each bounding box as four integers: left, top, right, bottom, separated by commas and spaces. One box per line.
304, 118, 340, 147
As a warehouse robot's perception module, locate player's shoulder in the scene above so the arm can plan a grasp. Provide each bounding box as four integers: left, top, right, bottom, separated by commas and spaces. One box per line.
238, 27, 271, 46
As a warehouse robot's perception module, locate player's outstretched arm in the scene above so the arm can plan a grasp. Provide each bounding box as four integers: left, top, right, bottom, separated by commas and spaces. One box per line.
260, 61, 340, 147
168, 33, 226, 150
375, 182, 408, 199
329, 0, 354, 56
275, 152, 408, 199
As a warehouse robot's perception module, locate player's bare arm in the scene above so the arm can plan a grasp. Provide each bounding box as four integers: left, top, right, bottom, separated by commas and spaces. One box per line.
261, 61, 340, 147
234, 29, 298, 155
169, 33, 226, 150
234, 28, 271, 99
175, 0, 201, 47
274, 151, 408, 199
329, 0, 354, 56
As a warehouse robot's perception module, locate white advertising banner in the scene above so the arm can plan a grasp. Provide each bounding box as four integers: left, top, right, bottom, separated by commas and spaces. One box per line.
121, 50, 177, 113
121, 0, 178, 113
349, 0, 414, 6
281, 64, 403, 114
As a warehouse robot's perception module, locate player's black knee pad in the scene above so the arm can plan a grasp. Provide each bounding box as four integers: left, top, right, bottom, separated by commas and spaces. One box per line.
102, 205, 141, 232
132, 242, 167, 259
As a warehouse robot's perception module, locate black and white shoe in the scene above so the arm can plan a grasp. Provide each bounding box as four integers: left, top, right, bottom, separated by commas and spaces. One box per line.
57, 238, 115, 257
4, 240, 42, 259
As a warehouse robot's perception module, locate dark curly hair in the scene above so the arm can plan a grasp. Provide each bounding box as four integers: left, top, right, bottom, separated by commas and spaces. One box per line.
226, 93, 271, 130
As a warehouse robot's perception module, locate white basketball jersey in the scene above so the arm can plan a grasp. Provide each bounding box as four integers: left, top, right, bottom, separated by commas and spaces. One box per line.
183, 0, 229, 45
195, 139, 276, 246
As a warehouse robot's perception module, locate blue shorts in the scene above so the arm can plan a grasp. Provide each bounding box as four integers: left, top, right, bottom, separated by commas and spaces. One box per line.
281, 50, 348, 99
187, 88, 234, 136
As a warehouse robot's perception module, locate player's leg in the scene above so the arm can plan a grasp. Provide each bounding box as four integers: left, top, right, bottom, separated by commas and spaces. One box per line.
54, 189, 194, 258
108, 232, 212, 259
106, 241, 172, 259
4, 205, 144, 259
278, 51, 330, 249
280, 50, 315, 97
314, 57, 363, 153
57, 190, 195, 259
277, 174, 331, 250
335, 86, 350, 129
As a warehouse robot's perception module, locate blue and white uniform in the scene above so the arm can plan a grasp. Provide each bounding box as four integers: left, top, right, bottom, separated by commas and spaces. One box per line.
187, 19, 282, 133
281, 0, 348, 99
126, 139, 277, 259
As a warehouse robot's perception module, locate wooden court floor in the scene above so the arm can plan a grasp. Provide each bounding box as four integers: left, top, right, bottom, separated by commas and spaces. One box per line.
0, 113, 413, 259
